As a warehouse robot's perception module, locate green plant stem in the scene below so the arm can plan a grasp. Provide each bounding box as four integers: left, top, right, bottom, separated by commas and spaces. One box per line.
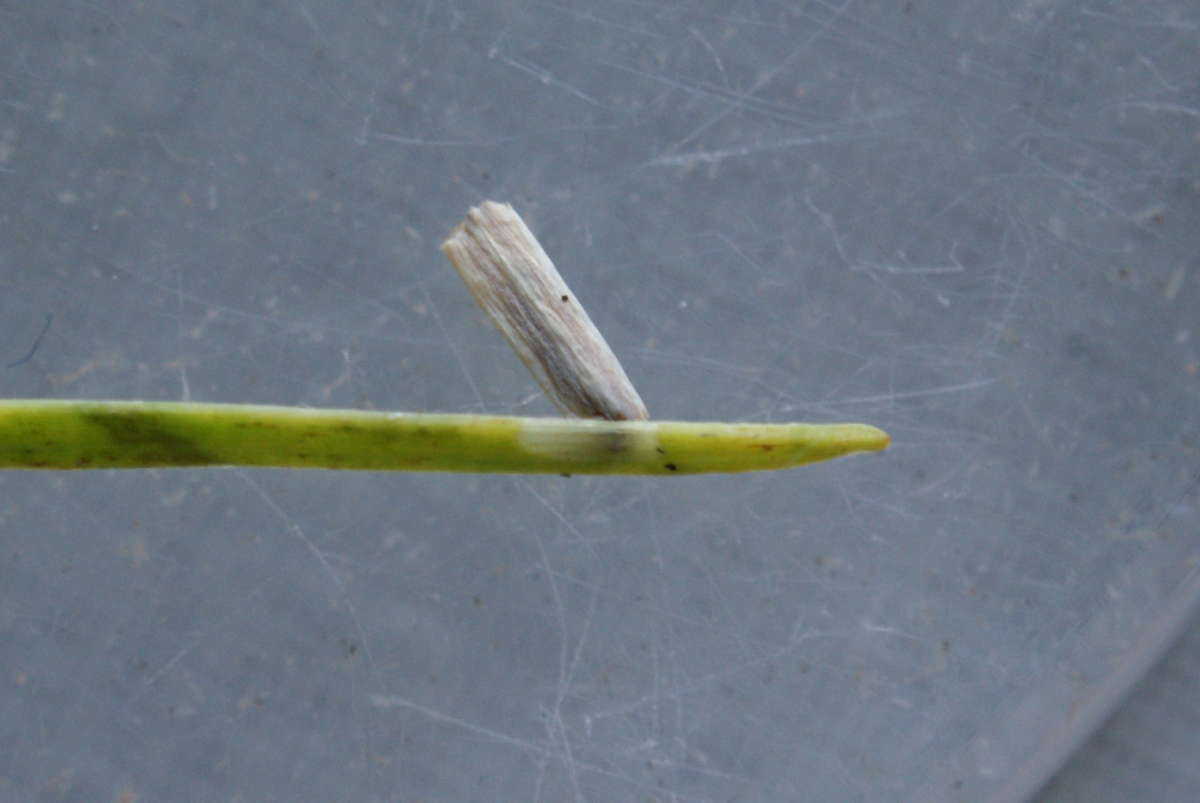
0, 400, 888, 475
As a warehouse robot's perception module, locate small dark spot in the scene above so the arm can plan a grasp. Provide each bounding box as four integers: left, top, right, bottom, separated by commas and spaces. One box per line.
560, 473, 573, 478
664, 463, 678, 471
655, 447, 666, 454
561, 294, 569, 302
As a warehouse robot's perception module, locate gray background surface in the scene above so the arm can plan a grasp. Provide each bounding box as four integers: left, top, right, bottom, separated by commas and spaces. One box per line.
2, 1, 1198, 801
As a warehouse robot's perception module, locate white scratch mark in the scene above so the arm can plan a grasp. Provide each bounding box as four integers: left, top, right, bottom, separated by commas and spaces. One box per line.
497, 54, 604, 108
372, 132, 487, 146
688, 27, 728, 87
660, 0, 855, 154
234, 471, 380, 680
826, 378, 997, 405
1118, 101, 1200, 118
420, 286, 486, 411
370, 693, 550, 753
647, 134, 833, 168
369, 692, 686, 796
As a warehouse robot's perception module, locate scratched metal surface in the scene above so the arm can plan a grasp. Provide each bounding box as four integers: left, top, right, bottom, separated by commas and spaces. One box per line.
2, 2, 1198, 801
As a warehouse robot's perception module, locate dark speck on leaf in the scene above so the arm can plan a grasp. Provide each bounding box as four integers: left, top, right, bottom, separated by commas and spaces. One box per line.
664, 463, 678, 471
